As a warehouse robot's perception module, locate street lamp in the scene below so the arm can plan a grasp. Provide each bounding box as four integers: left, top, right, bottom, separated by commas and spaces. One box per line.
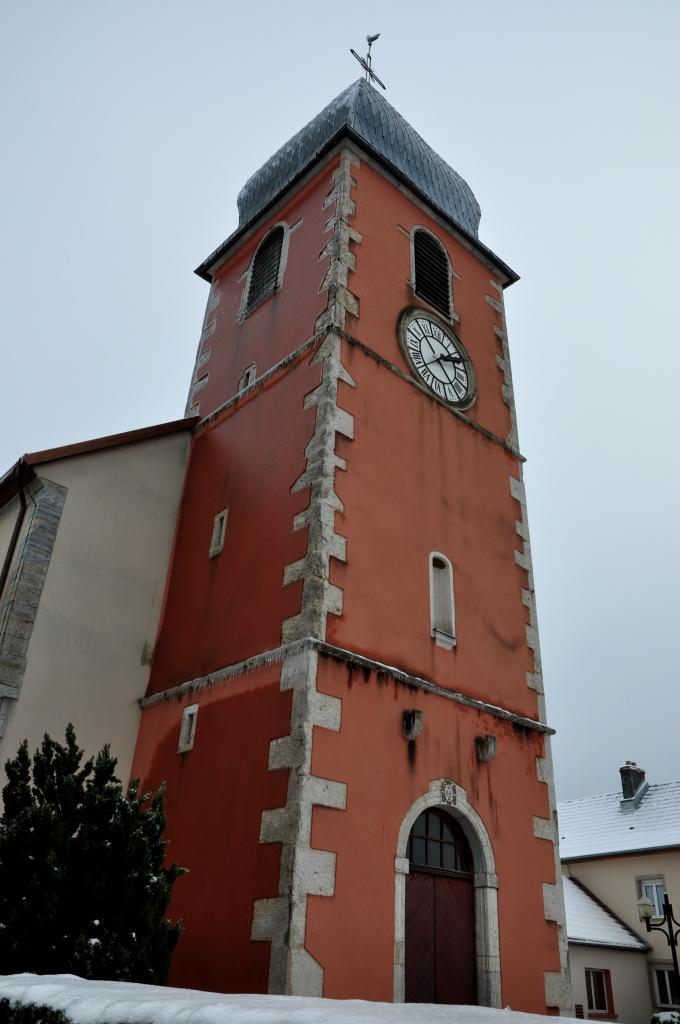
637, 892, 680, 1001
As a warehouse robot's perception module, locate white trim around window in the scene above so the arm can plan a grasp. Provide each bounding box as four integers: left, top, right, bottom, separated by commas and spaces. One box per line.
652, 963, 680, 1008
429, 551, 456, 649
178, 703, 199, 753
640, 877, 666, 918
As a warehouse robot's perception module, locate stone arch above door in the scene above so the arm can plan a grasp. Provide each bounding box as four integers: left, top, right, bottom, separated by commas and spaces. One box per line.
394, 778, 501, 1007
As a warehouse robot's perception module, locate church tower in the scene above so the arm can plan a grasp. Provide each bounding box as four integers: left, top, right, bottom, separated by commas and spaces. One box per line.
131, 79, 572, 1014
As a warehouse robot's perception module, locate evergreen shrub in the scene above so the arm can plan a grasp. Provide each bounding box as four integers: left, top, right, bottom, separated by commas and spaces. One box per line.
0, 997, 72, 1023
0, 725, 184, 983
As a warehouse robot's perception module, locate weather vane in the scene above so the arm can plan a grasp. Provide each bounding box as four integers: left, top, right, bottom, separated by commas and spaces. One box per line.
350, 34, 386, 90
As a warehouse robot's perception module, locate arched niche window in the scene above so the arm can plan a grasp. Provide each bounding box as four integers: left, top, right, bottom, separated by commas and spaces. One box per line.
407, 808, 473, 874
430, 552, 456, 649
243, 225, 285, 316
413, 228, 452, 320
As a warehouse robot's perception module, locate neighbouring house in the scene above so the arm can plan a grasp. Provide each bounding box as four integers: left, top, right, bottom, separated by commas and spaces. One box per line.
563, 875, 650, 1021
559, 763, 680, 1020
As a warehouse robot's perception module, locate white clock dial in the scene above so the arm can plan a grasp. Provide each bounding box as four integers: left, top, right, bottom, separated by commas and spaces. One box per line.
399, 311, 474, 407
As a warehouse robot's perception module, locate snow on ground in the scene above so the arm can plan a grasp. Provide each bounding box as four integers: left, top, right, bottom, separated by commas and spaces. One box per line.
0, 975, 582, 1024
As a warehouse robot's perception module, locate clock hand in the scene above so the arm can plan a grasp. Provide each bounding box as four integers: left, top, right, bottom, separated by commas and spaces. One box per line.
423, 354, 462, 367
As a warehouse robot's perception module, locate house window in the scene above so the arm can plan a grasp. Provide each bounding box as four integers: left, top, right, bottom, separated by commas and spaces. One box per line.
178, 703, 198, 753
209, 509, 228, 558
585, 968, 613, 1015
429, 552, 456, 649
413, 228, 452, 320
654, 966, 680, 1008
243, 225, 285, 315
640, 878, 666, 917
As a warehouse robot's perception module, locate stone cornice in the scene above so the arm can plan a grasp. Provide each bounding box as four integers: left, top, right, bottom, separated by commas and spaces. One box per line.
139, 637, 553, 735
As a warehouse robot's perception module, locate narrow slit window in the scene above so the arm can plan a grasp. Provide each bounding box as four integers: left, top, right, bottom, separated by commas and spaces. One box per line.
238, 363, 257, 391
413, 229, 452, 319
430, 553, 456, 649
178, 703, 198, 753
209, 509, 228, 558
244, 226, 284, 314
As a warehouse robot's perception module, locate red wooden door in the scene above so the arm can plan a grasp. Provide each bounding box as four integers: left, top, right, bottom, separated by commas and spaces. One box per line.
405, 872, 436, 1003
405, 871, 476, 1004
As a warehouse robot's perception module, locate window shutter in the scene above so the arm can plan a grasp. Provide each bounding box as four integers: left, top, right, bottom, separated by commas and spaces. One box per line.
414, 230, 451, 319
245, 226, 284, 313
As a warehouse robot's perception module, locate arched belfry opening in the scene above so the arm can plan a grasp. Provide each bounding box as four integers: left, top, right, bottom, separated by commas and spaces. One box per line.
394, 780, 502, 1008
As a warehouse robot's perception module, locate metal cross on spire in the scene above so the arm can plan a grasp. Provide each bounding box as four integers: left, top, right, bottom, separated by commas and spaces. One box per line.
350, 33, 386, 90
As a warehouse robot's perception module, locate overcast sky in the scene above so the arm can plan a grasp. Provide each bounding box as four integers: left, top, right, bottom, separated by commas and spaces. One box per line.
1, 1, 678, 801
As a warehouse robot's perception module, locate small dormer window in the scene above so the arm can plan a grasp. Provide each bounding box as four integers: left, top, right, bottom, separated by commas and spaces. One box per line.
413, 229, 452, 320
243, 226, 285, 316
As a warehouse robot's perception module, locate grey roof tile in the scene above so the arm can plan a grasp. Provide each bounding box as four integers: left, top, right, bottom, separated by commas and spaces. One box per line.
237, 79, 481, 238
558, 780, 680, 859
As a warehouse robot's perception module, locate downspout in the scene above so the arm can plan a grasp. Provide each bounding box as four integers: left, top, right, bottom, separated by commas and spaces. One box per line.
0, 462, 29, 604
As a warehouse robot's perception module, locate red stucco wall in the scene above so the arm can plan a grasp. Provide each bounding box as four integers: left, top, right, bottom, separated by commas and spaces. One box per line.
131, 664, 291, 993
330, 343, 536, 719
193, 162, 332, 420
347, 158, 511, 441
307, 656, 560, 1011
148, 354, 319, 693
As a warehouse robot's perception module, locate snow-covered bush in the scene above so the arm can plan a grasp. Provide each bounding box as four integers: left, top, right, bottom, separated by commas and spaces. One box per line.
651, 1013, 680, 1023
0, 725, 184, 983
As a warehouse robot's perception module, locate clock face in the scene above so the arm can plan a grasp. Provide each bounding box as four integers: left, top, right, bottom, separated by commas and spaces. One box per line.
399, 310, 475, 407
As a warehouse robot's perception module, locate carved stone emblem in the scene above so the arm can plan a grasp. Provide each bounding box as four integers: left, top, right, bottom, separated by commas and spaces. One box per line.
440, 780, 456, 806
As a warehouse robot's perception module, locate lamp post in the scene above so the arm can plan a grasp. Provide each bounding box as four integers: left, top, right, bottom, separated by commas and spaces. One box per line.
637, 892, 680, 1002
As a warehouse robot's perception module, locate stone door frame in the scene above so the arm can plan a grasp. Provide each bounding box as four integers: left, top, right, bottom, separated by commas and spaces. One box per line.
393, 778, 502, 1007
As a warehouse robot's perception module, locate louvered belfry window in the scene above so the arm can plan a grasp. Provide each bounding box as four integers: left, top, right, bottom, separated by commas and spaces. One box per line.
414, 229, 451, 319
245, 226, 284, 314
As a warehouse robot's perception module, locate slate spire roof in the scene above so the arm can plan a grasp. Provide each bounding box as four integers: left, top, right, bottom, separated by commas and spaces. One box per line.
195, 79, 518, 284
237, 78, 481, 238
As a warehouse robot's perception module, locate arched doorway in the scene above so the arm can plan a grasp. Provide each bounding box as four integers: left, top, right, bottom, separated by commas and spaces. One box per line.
405, 808, 475, 1004
393, 778, 501, 1007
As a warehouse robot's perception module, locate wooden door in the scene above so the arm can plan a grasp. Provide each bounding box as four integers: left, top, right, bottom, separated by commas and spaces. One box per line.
404, 808, 476, 1004
405, 871, 476, 1004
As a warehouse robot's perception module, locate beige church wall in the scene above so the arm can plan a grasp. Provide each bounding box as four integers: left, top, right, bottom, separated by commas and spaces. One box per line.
565, 853, 680, 962
0, 431, 190, 787
0, 492, 28, 577
568, 944, 652, 1023
0, 494, 17, 560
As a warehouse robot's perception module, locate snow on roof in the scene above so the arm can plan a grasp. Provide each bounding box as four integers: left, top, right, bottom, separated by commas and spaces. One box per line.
558, 780, 680, 860
563, 876, 647, 950
0, 974, 587, 1024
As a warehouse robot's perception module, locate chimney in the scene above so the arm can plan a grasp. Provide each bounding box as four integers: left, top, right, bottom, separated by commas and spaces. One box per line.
619, 761, 648, 809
